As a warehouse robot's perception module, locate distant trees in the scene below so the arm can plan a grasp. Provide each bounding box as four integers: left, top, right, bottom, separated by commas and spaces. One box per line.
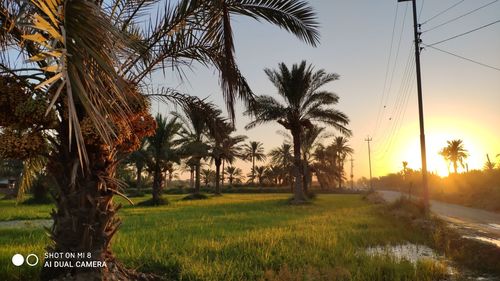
225, 166, 243, 186
268, 143, 294, 186
439, 139, 468, 174
484, 154, 496, 170
246, 61, 351, 203
331, 136, 354, 189
242, 141, 267, 184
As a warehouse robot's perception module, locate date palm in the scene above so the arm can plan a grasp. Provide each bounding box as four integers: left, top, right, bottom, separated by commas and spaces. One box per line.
246, 61, 351, 203
209, 122, 247, 195
143, 115, 182, 204
440, 139, 468, 174
269, 143, 294, 186
331, 136, 353, 189
224, 165, 243, 186
242, 141, 267, 184
1, 0, 320, 279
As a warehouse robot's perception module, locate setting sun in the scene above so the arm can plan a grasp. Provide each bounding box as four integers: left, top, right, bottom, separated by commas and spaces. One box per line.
381, 117, 496, 178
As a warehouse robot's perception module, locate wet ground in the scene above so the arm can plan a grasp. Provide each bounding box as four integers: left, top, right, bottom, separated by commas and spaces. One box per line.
379, 190, 500, 248
365, 243, 498, 280
0, 219, 52, 229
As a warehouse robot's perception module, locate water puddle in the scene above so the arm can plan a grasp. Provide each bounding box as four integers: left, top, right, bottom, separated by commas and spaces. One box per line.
0, 219, 52, 229
365, 243, 497, 280
488, 223, 500, 230
462, 235, 500, 247
365, 243, 439, 264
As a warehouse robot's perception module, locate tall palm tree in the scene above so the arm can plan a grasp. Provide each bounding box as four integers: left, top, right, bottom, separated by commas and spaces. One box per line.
439, 139, 468, 174
0, 0, 320, 279
125, 140, 147, 189
224, 166, 243, 186
175, 101, 213, 195
246, 61, 351, 203
242, 141, 267, 184
209, 125, 247, 195
143, 115, 182, 204
331, 136, 353, 189
253, 166, 268, 187
269, 143, 294, 186
201, 168, 215, 187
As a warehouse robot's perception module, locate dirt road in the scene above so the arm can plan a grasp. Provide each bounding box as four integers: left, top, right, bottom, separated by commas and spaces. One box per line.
379, 190, 500, 246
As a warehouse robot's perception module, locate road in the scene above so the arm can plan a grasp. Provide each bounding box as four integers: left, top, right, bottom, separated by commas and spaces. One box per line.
379, 190, 500, 247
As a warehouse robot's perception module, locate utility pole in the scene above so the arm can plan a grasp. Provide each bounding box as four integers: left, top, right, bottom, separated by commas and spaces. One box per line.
365, 137, 373, 191
350, 157, 354, 189
398, 0, 429, 208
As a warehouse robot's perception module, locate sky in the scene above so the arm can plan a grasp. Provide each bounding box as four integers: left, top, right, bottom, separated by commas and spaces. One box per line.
152, 0, 500, 181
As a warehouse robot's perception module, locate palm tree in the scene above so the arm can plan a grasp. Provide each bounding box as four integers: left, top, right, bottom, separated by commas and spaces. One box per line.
439, 139, 468, 174
224, 166, 243, 186
331, 136, 353, 189
484, 154, 496, 171
312, 143, 337, 189
125, 140, 147, 189
175, 100, 221, 195
301, 125, 327, 193
269, 143, 294, 186
246, 61, 351, 203
201, 168, 215, 188
253, 166, 268, 187
143, 115, 182, 204
0, 0, 319, 279
242, 141, 267, 184
209, 127, 247, 195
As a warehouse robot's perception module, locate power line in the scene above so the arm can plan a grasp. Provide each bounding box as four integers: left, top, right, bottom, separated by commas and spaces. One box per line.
427, 19, 500, 46
374, 4, 409, 137
421, 0, 465, 24
373, 4, 400, 137
423, 0, 499, 33
424, 44, 500, 72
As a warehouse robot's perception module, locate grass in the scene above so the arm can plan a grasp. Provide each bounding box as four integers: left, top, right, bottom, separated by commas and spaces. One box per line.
0, 194, 454, 280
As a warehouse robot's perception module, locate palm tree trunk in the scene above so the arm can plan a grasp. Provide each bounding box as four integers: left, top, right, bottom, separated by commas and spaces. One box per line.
453, 161, 458, 174
41, 143, 125, 280
152, 163, 162, 204
136, 165, 142, 190
214, 158, 222, 195
291, 130, 306, 202
194, 160, 201, 194
190, 166, 194, 189
252, 156, 255, 184
221, 160, 225, 186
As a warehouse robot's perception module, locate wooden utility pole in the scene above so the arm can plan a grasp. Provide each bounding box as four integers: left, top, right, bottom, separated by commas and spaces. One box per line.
398, 0, 429, 208
365, 137, 373, 191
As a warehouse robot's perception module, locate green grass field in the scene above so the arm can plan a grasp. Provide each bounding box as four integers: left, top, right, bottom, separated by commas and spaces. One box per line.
0, 194, 452, 280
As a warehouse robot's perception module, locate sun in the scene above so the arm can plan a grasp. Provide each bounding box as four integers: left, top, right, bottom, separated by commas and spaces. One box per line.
384, 117, 495, 177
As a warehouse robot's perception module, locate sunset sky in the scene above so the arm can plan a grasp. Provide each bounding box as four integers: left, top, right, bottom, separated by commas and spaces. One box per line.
152, 0, 500, 180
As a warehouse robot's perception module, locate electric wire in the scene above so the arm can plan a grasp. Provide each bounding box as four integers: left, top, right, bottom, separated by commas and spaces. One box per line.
373, 3, 409, 140
427, 19, 500, 46
423, 0, 499, 33
373, 4, 400, 137
423, 44, 500, 72
421, 0, 465, 24
373, 45, 415, 160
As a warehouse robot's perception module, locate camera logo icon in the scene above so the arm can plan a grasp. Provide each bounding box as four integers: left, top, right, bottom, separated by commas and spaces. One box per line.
11, 253, 39, 266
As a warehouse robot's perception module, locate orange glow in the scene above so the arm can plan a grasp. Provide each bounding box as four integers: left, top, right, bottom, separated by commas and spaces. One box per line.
375, 117, 498, 177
